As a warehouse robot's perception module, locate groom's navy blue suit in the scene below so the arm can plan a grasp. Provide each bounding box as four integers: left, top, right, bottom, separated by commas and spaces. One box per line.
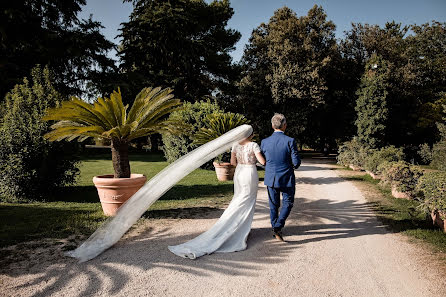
261, 131, 301, 230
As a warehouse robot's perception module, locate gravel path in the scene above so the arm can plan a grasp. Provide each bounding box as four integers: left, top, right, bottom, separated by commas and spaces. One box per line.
1, 160, 445, 297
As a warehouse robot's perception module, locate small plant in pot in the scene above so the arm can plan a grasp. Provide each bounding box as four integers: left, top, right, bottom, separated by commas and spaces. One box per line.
192, 112, 249, 181
379, 161, 423, 199
43, 87, 186, 216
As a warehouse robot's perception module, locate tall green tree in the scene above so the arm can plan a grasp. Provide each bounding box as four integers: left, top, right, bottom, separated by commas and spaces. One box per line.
118, 0, 240, 103
430, 104, 446, 170
355, 54, 390, 148
341, 21, 446, 147
404, 22, 446, 144
0, 0, 116, 99
0, 66, 80, 201
236, 5, 338, 144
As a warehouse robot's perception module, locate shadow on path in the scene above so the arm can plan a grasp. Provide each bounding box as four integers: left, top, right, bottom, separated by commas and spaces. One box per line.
3, 192, 388, 297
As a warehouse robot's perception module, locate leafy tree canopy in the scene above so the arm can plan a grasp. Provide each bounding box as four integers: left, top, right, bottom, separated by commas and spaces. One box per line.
118, 0, 241, 103
236, 5, 338, 143
355, 54, 390, 148
0, 0, 116, 99
341, 21, 446, 146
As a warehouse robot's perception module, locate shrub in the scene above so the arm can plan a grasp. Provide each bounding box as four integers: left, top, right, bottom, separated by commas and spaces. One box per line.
418, 143, 433, 165
162, 100, 223, 163
379, 161, 423, 197
417, 172, 446, 217
431, 140, 446, 171
337, 137, 369, 168
430, 106, 446, 171
0, 66, 80, 201
364, 145, 405, 174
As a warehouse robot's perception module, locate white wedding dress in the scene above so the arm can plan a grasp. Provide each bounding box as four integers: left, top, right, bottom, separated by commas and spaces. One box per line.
168, 142, 261, 259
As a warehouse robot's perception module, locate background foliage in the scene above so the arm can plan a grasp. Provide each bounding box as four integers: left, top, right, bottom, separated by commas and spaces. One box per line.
119, 0, 240, 103
0, 66, 80, 201
0, 0, 116, 99
162, 100, 223, 163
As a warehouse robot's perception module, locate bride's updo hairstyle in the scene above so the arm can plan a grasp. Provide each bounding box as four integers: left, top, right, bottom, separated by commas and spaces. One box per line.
241, 130, 254, 142
271, 113, 286, 129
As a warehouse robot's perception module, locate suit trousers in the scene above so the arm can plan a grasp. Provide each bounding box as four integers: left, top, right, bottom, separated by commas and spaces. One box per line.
267, 186, 295, 230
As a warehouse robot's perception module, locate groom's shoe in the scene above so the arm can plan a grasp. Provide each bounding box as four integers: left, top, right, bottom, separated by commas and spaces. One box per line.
272, 229, 285, 242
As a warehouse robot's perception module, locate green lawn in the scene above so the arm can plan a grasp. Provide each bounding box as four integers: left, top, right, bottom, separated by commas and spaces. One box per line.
0, 152, 259, 247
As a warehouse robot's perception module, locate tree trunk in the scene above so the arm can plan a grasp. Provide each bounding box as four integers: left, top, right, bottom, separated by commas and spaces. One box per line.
111, 138, 131, 178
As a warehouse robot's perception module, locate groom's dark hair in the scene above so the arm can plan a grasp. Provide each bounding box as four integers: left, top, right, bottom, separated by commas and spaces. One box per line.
271, 113, 286, 129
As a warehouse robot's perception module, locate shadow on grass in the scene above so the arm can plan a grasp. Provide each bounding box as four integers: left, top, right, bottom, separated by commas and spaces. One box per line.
0, 182, 235, 248
51, 186, 99, 203
50, 183, 234, 203
0, 203, 105, 248
80, 153, 166, 162
161, 184, 233, 201
364, 200, 435, 232
142, 207, 224, 220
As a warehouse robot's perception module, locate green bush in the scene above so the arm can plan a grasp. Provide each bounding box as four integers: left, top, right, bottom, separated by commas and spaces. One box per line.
379, 161, 423, 197
417, 171, 446, 217
0, 66, 80, 201
431, 140, 446, 171
364, 145, 405, 174
418, 143, 433, 165
161, 100, 223, 163
337, 137, 369, 168
430, 106, 446, 171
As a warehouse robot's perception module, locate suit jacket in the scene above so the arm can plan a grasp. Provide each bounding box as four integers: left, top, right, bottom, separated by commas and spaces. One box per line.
261, 131, 301, 188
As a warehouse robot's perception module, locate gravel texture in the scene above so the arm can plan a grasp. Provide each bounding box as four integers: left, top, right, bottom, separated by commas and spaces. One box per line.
1, 160, 445, 296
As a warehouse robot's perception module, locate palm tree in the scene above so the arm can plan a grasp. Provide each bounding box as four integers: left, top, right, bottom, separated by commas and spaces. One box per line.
43, 87, 186, 178
193, 112, 250, 163
192, 112, 250, 146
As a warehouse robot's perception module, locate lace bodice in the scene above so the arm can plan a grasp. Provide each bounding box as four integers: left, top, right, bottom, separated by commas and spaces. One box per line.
231, 142, 261, 165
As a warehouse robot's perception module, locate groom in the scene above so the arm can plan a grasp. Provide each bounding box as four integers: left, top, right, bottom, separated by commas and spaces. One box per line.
261, 113, 301, 241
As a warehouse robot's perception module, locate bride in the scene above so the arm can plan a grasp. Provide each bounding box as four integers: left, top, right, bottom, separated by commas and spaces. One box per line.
168, 132, 266, 259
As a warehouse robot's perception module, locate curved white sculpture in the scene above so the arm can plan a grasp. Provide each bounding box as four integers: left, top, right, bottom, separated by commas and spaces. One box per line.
66, 124, 253, 262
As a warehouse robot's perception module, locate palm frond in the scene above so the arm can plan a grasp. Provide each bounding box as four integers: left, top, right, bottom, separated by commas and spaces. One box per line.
192, 112, 250, 145
44, 86, 187, 143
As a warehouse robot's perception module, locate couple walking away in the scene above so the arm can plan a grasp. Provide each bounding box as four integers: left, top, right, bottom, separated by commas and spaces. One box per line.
168, 113, 301, 259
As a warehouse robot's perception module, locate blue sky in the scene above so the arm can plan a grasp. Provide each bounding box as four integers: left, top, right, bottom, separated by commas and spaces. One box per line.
79, 0, 446, 63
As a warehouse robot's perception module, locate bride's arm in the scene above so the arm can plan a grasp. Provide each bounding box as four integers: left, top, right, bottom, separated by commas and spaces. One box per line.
255, 152, 266, 165
230, 151, 237, 166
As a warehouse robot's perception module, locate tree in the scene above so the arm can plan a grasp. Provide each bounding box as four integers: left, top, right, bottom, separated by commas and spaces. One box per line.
235, 5, 338, 144
0, 0, 116, 99
355, 54, 390, 148
0, 66, 80, 201
340, 21, 446, 147
431, 105, 446, 170
118, 0, 240, 103
403, 22, 446, 144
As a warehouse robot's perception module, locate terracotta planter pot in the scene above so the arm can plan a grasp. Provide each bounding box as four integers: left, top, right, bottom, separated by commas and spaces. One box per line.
391, 185, 410, 199
349, 164, 362, 171
431, 210, 446, 233
366, 170, 381, 180
213, 162, 235, 181
93, 174, 147, 216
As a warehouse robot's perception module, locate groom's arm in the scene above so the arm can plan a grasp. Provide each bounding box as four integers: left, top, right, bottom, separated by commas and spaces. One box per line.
290, 139, 301, 169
